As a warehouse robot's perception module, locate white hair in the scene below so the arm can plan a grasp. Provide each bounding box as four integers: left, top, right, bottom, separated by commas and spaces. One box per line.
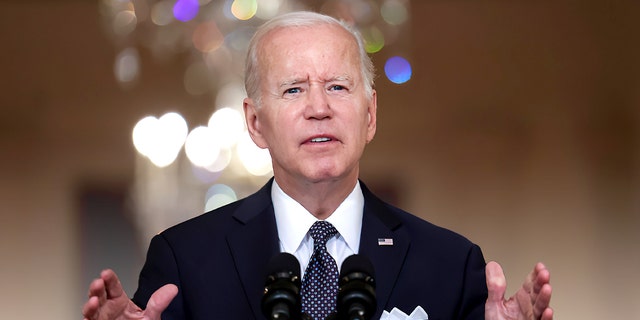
244, 11, 375, 105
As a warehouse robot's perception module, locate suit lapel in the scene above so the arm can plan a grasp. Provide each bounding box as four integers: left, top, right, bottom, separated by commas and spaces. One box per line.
358, 183, 410, 314
227, 180, 280, 319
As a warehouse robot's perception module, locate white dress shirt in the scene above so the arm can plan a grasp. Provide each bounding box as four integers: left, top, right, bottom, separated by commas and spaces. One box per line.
271, 179, 364, 275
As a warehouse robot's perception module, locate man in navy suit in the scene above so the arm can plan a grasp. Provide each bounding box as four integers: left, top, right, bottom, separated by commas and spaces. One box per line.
83, 11, 552, 320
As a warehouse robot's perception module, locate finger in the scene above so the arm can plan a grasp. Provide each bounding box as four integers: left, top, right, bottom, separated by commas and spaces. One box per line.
533, 283, 552, 318
533, 263, 551, 294
523, 262, 550, 307
522, 263, 539, 294
541, 307, 554, 320
144, 284, 179, 319
514, 287, 536, 319
101, 269, 126, 300
485, 261, 507, 303
81, 295, 99, 319
88, 278, 107, 306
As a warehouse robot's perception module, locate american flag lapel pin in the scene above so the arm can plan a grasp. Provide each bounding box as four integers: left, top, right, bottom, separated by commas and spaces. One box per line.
377, 238, 394, 246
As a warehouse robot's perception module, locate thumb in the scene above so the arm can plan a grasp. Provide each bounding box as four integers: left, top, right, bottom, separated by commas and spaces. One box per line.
144, 284, 178, 319
486, 261, 507, 304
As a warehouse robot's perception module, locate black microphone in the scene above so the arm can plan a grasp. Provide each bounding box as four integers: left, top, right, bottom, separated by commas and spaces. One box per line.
335, 254, 377, 320
261, 253, 302, 320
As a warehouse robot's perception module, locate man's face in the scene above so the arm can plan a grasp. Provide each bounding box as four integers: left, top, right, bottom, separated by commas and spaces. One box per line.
244, 23, 377, 186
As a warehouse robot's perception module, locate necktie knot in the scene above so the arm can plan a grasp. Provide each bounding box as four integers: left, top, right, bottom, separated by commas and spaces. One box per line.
309, 221, 338, 247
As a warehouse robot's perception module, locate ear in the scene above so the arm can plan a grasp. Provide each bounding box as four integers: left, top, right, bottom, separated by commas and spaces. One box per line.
366, 90, 377, 143
243, 97, 269, 149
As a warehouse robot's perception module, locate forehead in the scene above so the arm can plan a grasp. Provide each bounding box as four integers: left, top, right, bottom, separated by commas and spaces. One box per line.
258, 24, 361, 80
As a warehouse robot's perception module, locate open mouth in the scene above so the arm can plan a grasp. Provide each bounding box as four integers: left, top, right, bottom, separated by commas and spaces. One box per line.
310, 137, 332, 143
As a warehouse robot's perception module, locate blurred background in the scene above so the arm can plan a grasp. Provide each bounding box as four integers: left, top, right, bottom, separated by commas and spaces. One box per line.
1, 0, 639, 319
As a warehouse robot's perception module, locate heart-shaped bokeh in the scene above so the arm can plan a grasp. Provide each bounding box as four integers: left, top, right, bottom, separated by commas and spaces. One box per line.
132, 112, 188, 167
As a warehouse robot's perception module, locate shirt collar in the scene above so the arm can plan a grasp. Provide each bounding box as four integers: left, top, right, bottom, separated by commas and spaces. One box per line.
272, 179, 364, 254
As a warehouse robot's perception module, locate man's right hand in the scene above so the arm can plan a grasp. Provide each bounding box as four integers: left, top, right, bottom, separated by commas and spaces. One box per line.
82, 269, 178, 320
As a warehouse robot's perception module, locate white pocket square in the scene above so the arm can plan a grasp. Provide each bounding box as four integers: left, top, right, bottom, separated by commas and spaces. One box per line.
380, 306, 428, 320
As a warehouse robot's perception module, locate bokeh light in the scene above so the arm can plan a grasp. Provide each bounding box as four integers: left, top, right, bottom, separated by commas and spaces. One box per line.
185, 126, 221, 167
132, 116, 159, 157
384, 56, 412, 84
132, 112, 188, 167
151, 1, 174, 26
160, 112, 189, 150
231, 0, 257, 20
204, 184, 237, 211
173, 0, 199, 22
348, 0, 376, 24
237, 132, 273, 176
114, 47, 140, 85
255, 0, 282, 20
204, 147, 232, 172
192, 21, 224, 53
380, 0, 408, 26
113, 9, 137, 35
380, 0, 409, 26
208, 107, 245, 149
215, 81, 246, 110
361, 26, 385, 53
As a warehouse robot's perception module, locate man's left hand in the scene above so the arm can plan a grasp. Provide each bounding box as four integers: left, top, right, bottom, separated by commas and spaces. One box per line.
485, 261, 553, 320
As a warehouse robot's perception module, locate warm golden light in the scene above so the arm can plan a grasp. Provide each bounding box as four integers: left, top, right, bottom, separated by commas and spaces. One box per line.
192, 21, 224, 53
231, 0, 258, 21
236, 131, 273, 176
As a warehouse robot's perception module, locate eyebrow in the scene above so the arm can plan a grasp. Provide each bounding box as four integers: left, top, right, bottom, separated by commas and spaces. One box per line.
331, 75, 352, 82
279, 78, 307, 88
278, 75, 353, 88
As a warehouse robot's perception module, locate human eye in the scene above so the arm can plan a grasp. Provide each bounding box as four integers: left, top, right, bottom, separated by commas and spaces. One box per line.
327, 77, 351, 92
284, 87, 301, 95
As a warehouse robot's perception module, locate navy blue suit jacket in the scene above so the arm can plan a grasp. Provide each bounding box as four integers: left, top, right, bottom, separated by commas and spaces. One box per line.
132, 179, 487, 319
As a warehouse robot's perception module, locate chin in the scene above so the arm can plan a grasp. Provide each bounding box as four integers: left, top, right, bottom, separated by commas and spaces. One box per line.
303, 167, 355, 184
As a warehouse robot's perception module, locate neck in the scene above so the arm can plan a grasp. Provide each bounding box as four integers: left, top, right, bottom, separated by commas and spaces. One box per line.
275, 175, 358, 220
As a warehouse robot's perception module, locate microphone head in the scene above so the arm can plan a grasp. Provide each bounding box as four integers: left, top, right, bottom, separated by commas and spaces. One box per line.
264, 252, 301, 284
262, 253, 302, 320
339, 254, 375, 287
340, 255, 374, 278
337, 254, 376, 320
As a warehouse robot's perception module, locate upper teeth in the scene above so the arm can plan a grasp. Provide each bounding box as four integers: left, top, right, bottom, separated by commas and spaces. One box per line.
311, 137, 331, 142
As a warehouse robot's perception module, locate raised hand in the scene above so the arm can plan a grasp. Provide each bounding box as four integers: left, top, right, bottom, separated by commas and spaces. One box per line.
485, 261, 553, 320
82, 269, 178, 320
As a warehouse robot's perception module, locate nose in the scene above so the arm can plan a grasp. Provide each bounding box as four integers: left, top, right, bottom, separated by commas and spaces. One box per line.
303, 85, 332, 120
